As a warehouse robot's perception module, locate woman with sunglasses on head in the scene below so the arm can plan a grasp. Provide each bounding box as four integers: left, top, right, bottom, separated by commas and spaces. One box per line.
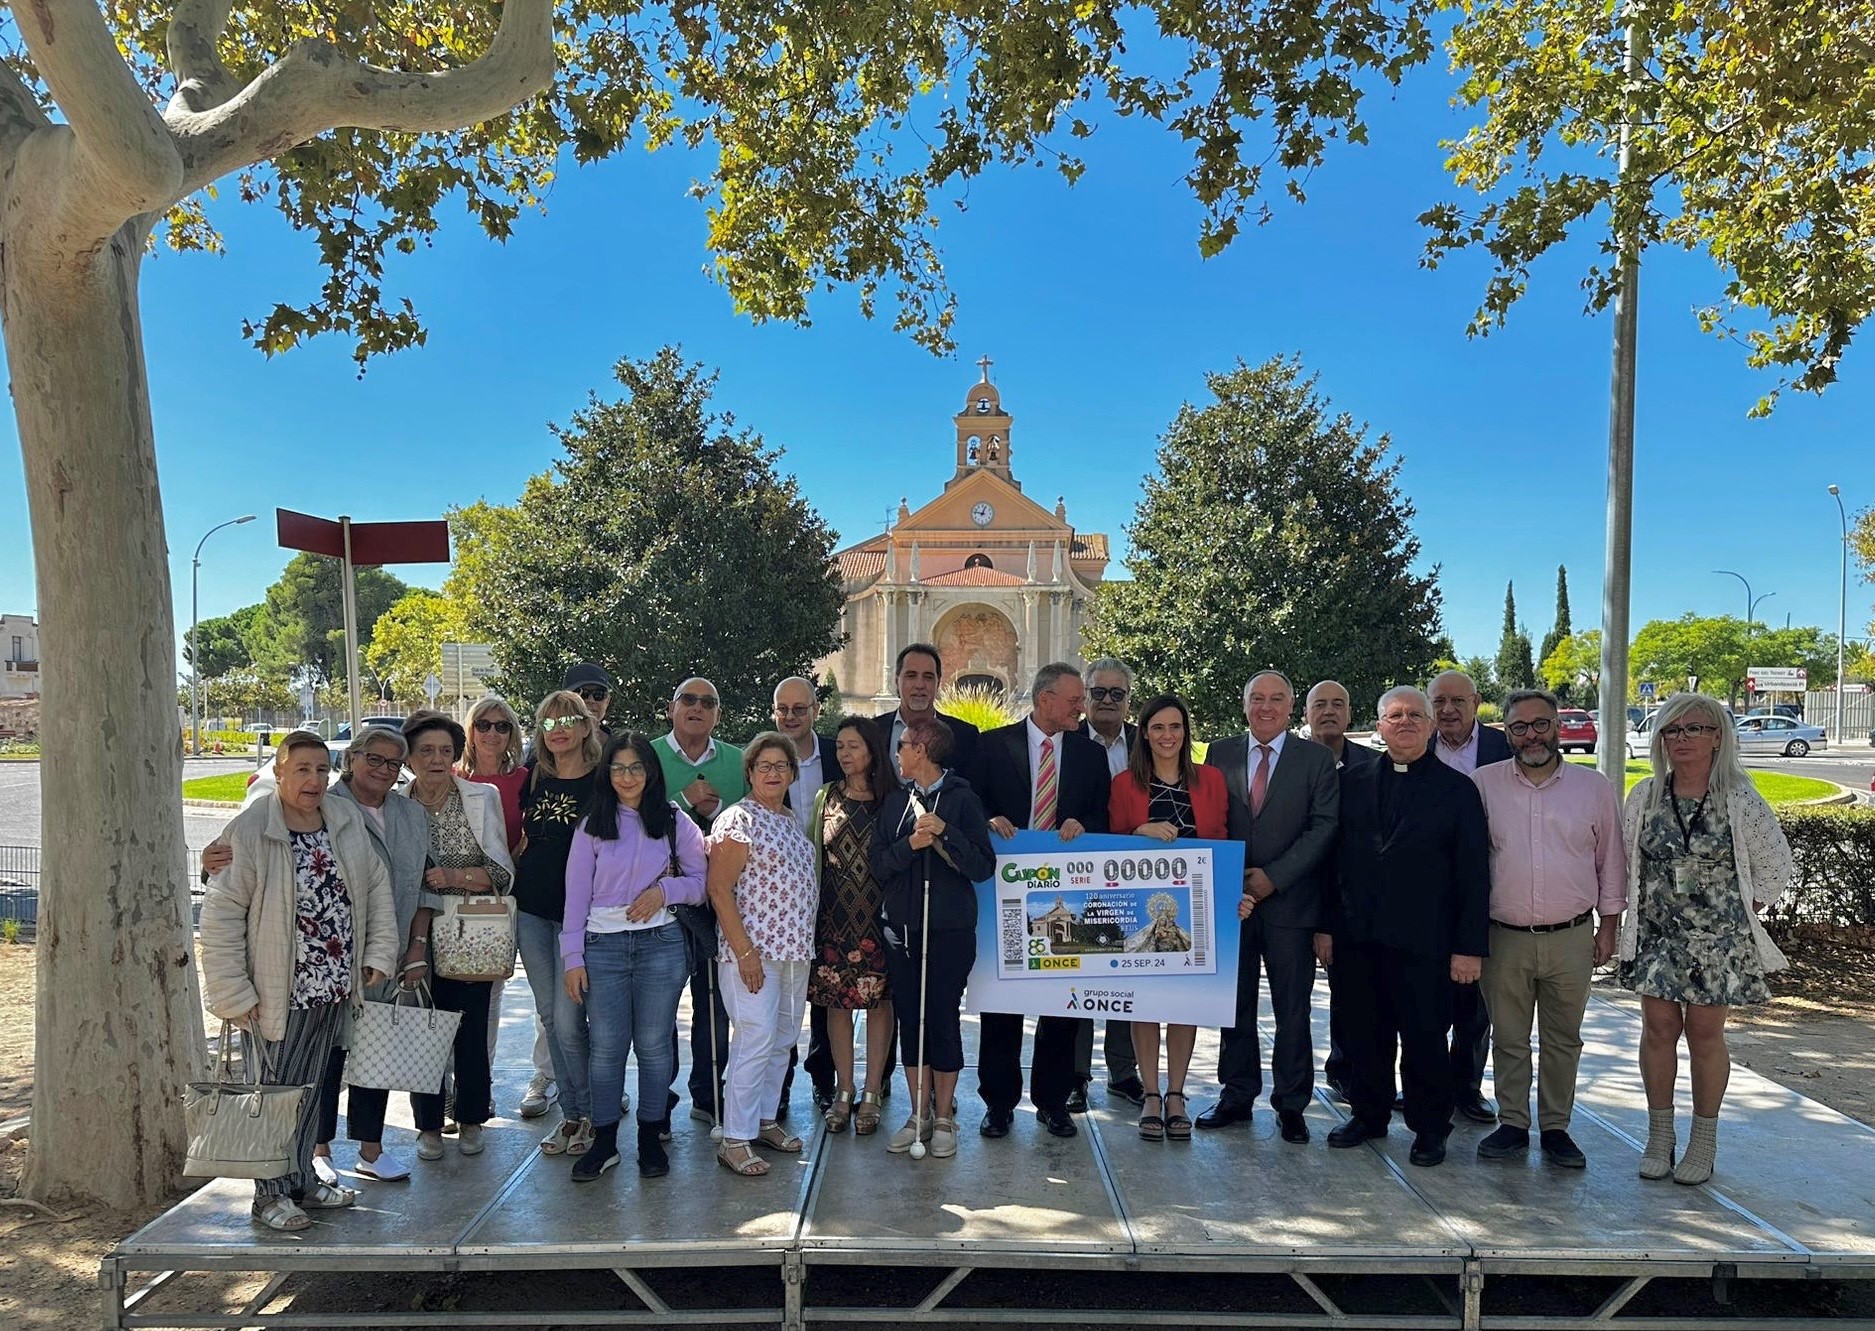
1618, 692, 1793, 1186
561, 734, 707, 1179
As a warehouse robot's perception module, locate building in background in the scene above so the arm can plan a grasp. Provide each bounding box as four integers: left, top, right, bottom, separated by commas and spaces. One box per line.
1, 614, 40, 700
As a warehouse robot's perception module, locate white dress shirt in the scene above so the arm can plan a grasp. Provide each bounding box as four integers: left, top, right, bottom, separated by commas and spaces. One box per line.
786, 743, 823, 833
1435, 722, 1482, 775
1244, 728, 1288, 797
1025, 717, 1069, 826
1086, 723, 1130, 778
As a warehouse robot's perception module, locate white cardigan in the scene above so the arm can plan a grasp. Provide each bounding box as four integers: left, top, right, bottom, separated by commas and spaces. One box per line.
1617, 776, 1793, 974
416, 775, 516, 913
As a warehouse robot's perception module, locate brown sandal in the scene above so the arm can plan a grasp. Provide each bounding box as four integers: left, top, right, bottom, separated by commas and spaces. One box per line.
717, 1140, 770, 1176
825, 1088, 855, 1133
757, 1121, 804, 1152
1165, 1091, 1192, 1141
854, 1089, 884, 1136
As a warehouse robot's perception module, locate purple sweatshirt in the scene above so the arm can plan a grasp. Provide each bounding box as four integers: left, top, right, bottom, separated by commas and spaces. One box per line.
560, 804, 708, 968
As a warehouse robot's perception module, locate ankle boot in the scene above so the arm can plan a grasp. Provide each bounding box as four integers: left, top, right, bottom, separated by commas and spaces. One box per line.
637, 1121, 670, 1178
1638, 1108, 1675, 1180
571, 1123, 619, 1182
1673, 1114, 1718, 1185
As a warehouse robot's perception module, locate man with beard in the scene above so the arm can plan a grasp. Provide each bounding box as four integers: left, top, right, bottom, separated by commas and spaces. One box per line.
1470, 689, 1626, 1168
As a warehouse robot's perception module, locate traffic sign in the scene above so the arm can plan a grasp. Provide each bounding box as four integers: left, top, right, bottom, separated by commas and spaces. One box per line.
1638, 681, 1656, 698
1747, 666, 1807, 692
423, 672, 443, 704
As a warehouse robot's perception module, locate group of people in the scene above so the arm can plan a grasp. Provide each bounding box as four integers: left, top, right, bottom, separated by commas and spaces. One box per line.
197, 644, 1790, 1232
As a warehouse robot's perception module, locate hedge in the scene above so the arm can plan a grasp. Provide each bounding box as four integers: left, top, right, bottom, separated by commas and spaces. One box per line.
1767, 806, 1875, 935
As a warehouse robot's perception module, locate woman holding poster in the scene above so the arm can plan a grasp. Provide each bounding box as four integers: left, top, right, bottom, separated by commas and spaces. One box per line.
1108, 694, 1232, 1141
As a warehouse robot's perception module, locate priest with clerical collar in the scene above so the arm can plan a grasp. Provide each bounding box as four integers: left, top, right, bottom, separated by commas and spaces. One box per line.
1315, 684, 1490, 1169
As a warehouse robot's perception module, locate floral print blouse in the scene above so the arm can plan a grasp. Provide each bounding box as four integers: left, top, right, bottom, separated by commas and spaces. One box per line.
710, 798, 819, 962
289, 826, 353, 1009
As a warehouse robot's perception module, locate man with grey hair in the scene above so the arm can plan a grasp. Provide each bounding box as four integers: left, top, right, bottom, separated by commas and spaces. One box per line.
1471, 688, 1626, 1168
1320, 685, 1490, 1167
1076, 657, 1143, 1107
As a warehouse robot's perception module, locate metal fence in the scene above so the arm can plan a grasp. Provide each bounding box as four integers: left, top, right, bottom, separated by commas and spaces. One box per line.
0, 843, 40, 934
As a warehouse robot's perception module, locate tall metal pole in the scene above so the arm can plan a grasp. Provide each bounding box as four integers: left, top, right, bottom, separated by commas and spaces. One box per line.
339, 516, 364, 735
189, 515, 257, 756
1598, 10, 1646, 785
1714, 569, 1753, 628
1830, 485, 1848, 741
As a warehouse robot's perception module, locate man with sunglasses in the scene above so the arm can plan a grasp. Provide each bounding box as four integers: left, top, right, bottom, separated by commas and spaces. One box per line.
1074, 658, 1144, 1109
522, 664, 615, 767
1470, 689, 1625, 1168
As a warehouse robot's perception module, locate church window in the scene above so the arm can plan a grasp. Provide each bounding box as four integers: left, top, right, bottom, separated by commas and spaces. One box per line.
964, 553, 994, 570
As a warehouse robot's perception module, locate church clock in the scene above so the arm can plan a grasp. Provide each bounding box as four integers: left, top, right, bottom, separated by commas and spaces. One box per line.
971, 501, 994, 527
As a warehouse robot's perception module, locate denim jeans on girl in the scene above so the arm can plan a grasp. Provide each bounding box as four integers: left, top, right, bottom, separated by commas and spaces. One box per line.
582, 922, 689, 1130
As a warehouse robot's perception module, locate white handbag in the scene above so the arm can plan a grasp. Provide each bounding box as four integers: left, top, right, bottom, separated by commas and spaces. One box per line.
346, 981, 462, 1093
182, 1023, 308, 1180
431, 890, 518, 983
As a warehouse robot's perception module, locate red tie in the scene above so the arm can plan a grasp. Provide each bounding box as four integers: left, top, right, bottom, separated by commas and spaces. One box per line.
1251, 744, 1272, 816
1034, 736, 1058, 831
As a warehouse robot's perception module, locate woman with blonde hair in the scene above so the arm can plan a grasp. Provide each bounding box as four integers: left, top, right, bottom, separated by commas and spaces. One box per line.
462, 695, 527, 854
1618, 692, 1792, 1185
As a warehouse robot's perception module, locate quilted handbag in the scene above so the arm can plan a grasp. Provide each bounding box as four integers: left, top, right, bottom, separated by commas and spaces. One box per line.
431, 889, 518, 982
345, 981, 462, 1093
182, 1023, 307, 1180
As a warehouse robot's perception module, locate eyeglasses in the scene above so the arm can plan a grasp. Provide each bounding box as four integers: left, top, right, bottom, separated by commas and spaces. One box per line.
355, 752, 401, 772
473, 719, 513, 734
608, 762, 648, 778
1506, 718, 1556, 738
539, 715, 588, 733
675, 692, 719, 709
576, 686, 609, 702
774, 704, 815, 718
752, 760, 793, 777
1660, 724, 1720, 741
1087, 687, 1129, 703
1380, 711, 1429, 724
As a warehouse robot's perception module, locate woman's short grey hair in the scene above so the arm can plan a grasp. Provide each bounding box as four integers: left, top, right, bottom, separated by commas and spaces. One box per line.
1644, 692, 1748, 818
1376, 685, 1432, 719
1085, 658, 1135, 687
343, 725, 408, 779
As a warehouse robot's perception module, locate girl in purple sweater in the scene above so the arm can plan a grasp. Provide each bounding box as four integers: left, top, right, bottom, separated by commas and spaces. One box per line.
562, 733, 707, 1179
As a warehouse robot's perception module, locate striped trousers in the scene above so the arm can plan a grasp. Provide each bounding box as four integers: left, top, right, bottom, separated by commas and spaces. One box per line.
253, 1002, 344, 1204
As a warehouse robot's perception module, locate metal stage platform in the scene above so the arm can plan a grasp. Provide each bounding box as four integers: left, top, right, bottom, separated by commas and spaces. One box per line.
103, 993, 1875, 1329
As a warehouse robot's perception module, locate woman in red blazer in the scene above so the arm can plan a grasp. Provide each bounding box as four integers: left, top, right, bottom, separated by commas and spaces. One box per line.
1108, 693, 1230, 1142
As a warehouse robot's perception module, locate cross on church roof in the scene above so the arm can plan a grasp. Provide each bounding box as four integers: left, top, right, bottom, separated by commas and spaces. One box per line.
976, 354, 993, 383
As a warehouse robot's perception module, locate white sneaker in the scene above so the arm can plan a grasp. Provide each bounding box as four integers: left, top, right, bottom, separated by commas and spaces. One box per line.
518, 1074, 557, 1119
311, 1155, 340, 1187
929, 1117, 958, 1159
354, 1150, 410, 1181
458, 1123, 485, 1156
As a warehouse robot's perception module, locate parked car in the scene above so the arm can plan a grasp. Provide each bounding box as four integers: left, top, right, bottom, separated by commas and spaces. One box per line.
1744, 705, 1803, 720
1624, 710, 1659, 760
1557, 709, 1598, 754
326, 715, 409, 761
1735, 715, 1828, 757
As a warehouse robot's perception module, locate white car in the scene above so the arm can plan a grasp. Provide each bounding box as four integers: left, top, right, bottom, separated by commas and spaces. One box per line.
1734, 715, 1828, 757
1624, 711, 1659, 761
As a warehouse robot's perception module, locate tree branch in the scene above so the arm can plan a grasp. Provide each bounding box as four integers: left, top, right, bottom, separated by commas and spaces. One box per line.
168, 0, 554, 194
165, 0, 239, 115
11, 0, 183, 216
0, 58, 52, 157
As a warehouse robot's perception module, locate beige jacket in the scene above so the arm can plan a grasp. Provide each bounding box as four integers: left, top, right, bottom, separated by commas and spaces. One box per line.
1617, 777, 1793, 974
200, 792, 399, 1042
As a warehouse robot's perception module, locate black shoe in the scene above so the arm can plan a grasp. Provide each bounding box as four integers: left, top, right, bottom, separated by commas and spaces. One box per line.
1325, 1078, 1350, 1106
1194, 1098, 1255, 1130
637, 1122, 669, 1178
1278, 1110, 1310, 1144
1036, 1106, 1079, 1138
1540, 1129, 1587, 1169
774, 1097, 791, 1124
813, 1084, 836, 1113
572, 1124, 621, 1182
1477, 1125, 1530, 1160
1409, 1132, 1448, 1167
1107, 1075, 1148, 1107
1457, 1092, 1498, 1124
1065, 1086, 1089, 1114
980, 1108, 1013, 1138
1327, 1119, 1387, 1149
1392, 1091, 1406, 1112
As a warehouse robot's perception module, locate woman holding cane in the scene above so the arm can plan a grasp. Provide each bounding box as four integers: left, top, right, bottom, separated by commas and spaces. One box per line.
870, 717, 995, 1160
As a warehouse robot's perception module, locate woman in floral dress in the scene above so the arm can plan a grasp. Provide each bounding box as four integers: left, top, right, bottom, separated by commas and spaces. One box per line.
1618, 692, 1792, 1186
809, 718, 896, 1135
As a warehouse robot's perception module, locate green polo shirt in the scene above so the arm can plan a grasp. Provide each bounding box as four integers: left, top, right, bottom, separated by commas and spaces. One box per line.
654, 732, 747, 829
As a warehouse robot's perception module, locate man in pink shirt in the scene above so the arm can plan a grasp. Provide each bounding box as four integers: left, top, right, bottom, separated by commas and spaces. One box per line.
1471, 688, 1627, 1168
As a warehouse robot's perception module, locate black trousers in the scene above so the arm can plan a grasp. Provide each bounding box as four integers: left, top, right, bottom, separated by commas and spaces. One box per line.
1216, 916, 1318, 1112
413, 976, 493, 1131
1450, 983, 1491, 1099
677, 956, 732, 1112
1333, 940, 1455, 1138
885, 927, 976, 1074
977, 1012, 1081, 1114
1074, 1018, 1138, 1085
1324, 963, 1352, 1090
314, 1043, 422, 1146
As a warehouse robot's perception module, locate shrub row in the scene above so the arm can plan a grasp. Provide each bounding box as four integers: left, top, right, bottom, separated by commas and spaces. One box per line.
1768, 806, 1875, 935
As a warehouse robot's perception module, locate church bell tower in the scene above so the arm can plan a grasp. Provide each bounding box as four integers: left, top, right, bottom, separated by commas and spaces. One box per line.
952, 355, 1016, 487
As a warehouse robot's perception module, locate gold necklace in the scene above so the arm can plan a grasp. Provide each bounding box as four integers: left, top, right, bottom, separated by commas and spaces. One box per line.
412, 782, 452, 812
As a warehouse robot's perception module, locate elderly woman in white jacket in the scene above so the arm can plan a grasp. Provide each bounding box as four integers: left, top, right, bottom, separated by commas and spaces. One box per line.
1617, 692, 1793, 1186
200, 731, 397, 1233
401, 709, 517, 1162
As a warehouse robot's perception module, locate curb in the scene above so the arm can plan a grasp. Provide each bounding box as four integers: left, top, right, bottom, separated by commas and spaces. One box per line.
182, 798, 242, 811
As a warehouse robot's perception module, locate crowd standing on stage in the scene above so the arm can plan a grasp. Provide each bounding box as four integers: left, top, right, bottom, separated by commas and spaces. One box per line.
197, 645, 1792, 1228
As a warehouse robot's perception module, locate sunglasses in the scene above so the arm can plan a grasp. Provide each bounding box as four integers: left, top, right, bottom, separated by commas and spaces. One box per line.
473, 719, 513, 734
576, 686, 609, 701
608, 762, 648, 778
1088, 687, 1128, 703
539, 715, 588, 733
675, 692, 719, 709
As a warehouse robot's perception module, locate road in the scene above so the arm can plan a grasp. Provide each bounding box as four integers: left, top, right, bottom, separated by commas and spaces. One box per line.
0, 757, 257, 855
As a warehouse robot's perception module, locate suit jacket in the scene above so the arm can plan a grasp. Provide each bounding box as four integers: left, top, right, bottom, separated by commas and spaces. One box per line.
1204, 732, 1338, 930
1079, 719, 1138, 773
1477, 725, 1513, 766
871, 709, 982, 785
1330, 737, 1380, 772
974, 720, 1110, 834
1323, 749, 1491, 961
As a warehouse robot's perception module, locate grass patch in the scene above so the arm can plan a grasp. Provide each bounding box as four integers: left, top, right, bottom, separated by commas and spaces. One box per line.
1565, 756, 1839, 804
181, 772, 250, 803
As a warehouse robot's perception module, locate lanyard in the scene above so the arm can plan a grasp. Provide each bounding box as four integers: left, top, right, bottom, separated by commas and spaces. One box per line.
1666, 775, 1710, 854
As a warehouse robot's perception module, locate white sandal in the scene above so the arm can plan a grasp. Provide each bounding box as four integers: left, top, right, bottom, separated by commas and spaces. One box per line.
301, 1181, 358, 1210
541, 1119, 582, 1155
252, 1197, 312, 1232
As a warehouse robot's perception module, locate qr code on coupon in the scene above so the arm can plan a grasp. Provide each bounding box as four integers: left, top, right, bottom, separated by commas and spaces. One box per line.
1000, 900, 1025, 966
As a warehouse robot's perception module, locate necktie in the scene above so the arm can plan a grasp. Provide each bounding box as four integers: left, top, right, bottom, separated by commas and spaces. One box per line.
1034, 736, 1058, 831
1250, 743, 1272, 816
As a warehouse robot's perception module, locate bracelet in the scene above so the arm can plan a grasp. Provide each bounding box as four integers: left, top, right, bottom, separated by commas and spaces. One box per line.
737, 945, 758, 962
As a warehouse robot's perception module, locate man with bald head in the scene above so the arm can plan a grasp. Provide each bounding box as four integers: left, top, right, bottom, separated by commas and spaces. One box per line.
1305, 679, 1375, 1100
1427, 669, 1512, 1124
1198, 670, 1338, 1143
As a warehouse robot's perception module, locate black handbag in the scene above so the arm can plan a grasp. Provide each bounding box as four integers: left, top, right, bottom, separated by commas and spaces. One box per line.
663, 806, 718, 965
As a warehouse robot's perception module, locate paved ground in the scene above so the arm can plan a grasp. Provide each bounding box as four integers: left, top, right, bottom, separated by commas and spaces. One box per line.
0, 758, 256, 856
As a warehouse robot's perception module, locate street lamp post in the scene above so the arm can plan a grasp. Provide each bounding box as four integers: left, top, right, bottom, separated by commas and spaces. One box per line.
190, 515, 258, 756
1713, 569, 1755, 626
1830, 485, 1849, 745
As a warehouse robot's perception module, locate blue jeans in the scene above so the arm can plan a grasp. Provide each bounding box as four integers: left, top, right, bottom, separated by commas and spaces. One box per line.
583, 923, 689, 1131
517, 910, 590, 1121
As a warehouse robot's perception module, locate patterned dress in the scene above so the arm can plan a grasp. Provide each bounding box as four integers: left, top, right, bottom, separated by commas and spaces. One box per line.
809, 785, 890, 1009
288, 826, 353, 1009
1619, 791, 1770, 1007
710, 799, 819, 961
423, 787, 513, 893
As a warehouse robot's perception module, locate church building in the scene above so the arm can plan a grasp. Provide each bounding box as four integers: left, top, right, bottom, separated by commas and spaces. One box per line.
820, 361, 1111, 711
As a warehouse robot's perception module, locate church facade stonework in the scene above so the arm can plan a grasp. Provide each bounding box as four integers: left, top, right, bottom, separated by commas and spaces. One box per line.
819, 363, 1111, 710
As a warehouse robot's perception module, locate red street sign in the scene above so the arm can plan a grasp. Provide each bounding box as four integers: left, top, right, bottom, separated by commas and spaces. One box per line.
276, 509, 450, 565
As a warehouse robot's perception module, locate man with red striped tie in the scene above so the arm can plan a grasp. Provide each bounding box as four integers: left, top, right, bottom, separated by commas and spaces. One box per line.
973, 663, 1111, 1139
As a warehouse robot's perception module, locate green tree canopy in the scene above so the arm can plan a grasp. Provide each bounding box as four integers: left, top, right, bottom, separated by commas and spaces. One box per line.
1540, 628, 1601, 703
1083, 356, 1444, 736
363, 590, 468, 703
1495, 583, 1536, 692
1539, 565, 1572, 673
1629, 615, 1836, 706
243, 553, 410, 689
466, 348, 845, 735
182, 604, 260, 679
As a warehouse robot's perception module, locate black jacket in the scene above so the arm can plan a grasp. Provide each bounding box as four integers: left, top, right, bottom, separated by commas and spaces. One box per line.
871, 773, 996, 933
974, 721, 1111, 833
1323, 748, 1491, 961
871, 710, 982, 785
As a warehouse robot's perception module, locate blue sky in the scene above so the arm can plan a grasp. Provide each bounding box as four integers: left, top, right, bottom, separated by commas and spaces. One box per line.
1, 51, 1870, 667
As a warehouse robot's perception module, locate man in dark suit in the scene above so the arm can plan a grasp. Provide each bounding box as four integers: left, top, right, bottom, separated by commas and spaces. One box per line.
974, 663, 1109, 1140
1304, 679, 1377, 1102
871, 642, 981, 784
1197, 671, 1338, 1144
1320, 685, 1491, 1167
1428, 669, 1513, 1124
1074, 658, 1144, 1107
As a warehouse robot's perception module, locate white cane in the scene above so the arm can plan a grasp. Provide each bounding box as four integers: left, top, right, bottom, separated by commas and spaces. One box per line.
908, 791, 933, 1161
706, 957, 725, 1143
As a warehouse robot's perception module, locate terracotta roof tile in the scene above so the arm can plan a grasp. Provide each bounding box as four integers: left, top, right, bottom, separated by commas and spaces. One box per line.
920, 567, 1029, 588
